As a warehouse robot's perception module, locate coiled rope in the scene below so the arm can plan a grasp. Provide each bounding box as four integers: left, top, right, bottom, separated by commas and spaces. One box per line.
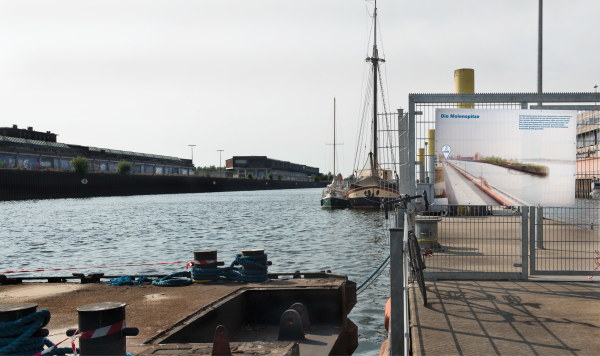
190, 253, 269, 283
151, 271, 193, 287
107, 253, 270, 287
106, 276, 151, 286
0, 310, 74, 355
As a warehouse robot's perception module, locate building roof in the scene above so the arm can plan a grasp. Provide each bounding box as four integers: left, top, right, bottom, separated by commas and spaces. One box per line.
0, 135, 192, 167
0, 135, 71, 150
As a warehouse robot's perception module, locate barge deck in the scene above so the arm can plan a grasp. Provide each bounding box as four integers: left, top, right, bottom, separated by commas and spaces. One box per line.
0, 273, 357, 355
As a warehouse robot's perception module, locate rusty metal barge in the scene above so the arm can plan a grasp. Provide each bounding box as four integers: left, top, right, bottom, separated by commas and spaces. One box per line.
0, 271, 358, 355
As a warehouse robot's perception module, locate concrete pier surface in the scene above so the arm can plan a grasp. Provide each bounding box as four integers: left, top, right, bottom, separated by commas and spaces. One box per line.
409, 280, 600, 356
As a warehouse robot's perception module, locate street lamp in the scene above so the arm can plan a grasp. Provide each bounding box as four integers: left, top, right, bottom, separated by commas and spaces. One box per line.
217, 149, 224, 176
188, 144, 196, 165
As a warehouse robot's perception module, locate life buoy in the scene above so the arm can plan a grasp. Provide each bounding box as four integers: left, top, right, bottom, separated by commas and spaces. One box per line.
379, 338, 389, 356
384, 298, 391, 330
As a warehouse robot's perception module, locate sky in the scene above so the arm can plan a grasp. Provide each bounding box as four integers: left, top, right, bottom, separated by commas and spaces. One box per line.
0, 0, 598, 175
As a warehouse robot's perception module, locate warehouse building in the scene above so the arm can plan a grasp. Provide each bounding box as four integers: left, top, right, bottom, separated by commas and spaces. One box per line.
0, 125, 194, 175
225, 156, 319, 181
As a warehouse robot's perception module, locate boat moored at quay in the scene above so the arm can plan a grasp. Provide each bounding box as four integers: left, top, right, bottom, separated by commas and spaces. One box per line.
347, 2, 400, 209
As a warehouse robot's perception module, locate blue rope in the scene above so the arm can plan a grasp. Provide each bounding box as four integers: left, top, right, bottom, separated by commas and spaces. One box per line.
108, 254, 269, 287
0, 309, 74, 355
190, 253, 269, 283
107, 276, 151, 286
191, 267, 233, 281
356, 255, 390, 293
151, 271, 192, 287
229, 254, 268, 282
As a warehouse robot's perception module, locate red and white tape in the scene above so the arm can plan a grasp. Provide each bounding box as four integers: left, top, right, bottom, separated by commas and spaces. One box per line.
34, 320, 126, 356
79, 320, 125, 339
185, 260, 217, 270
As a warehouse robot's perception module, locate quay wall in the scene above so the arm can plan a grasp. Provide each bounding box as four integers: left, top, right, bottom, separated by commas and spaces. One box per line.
0, 169, 327, 201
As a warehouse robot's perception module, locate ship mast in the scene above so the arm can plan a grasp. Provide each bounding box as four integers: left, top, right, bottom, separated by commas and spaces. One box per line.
366, 0, 384, 177
333, 97, 336, 176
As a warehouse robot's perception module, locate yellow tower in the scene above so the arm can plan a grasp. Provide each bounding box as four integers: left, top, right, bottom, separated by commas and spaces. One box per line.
454, 68, 474, 108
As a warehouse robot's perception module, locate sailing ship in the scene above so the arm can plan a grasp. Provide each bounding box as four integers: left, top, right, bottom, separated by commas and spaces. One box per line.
321, 98, 349, 209
347, 2, 400, 209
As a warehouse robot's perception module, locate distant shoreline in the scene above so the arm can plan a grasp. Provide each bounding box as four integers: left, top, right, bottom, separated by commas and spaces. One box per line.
0, 170, 327, 201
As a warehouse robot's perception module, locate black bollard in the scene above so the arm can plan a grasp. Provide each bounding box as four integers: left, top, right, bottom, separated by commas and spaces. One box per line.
278, 309, 305, 341
0, 303, 38, 323
0, 303, 49, 337
289, 303, 310, 330
192, 250, 224, 282
193, 250, 219, 269
67, 302, 138, 355
240, 249, 267, 271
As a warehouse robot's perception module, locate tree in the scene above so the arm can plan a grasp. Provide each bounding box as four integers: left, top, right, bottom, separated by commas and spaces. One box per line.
116, 160, 132, 175
247, 173, 254, 179
71, 157, 90, 174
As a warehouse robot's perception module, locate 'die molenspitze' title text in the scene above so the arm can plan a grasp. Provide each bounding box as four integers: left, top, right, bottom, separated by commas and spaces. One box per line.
440, 113, 480, 119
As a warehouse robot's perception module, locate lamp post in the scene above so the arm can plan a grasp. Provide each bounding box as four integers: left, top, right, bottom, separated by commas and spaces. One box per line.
188, 145, 196, 165
537, 0, 543, 95
217, 149, 224, 177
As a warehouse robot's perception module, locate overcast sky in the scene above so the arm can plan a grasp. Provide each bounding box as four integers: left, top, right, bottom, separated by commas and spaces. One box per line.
0, 0, 598, 175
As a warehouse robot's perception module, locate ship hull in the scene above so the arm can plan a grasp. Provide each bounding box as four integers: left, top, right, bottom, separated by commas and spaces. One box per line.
321, 195, 349, 209
347, 185, 399, 209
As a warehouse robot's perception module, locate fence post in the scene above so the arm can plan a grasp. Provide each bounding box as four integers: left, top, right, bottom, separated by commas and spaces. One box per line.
408, 97, 416, 196
389, 225, 404, 356
521, 206, 529, 280
398, 109, 409, 195
536, 206, 544, 249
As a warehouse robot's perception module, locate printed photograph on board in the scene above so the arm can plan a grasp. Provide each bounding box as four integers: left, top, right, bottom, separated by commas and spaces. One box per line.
434, 109, 576, 207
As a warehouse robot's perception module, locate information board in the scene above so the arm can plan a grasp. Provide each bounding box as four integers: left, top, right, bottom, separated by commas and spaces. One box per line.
434, 108, 576, 207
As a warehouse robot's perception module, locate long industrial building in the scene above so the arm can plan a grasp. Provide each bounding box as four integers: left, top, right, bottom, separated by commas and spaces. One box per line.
0, 125, 195, 175
226, 156, 319, 181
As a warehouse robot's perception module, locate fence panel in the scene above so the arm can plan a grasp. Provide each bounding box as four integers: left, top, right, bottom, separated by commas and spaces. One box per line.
409, 93, 600, 278
422, 205, 524, 280
531, 202, 600, 276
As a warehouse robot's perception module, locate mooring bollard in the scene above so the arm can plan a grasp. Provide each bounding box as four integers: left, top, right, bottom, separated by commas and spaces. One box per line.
192, 250, 224, 282
193, 250, 219, 268
241, 249, 267, 271
236, 249, 271, 282
211, 325, 232, 356
66, 302, 138, 355
278, 309, 305, 341
0, 303, 38, 323
0, 303, 49, 337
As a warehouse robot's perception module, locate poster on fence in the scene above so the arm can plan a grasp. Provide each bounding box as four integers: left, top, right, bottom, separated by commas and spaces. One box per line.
434, 108, 576, 207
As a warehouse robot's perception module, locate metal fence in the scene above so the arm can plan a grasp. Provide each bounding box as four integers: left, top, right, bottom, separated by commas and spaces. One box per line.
405, 92, 600, 279
531, 203, 600, 275
422, 205, 525, 280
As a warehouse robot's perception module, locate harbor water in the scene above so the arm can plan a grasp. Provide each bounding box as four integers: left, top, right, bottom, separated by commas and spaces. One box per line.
0, 188, 393, 355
